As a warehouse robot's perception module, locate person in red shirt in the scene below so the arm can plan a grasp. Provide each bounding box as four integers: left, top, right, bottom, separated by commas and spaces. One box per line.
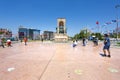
24, 37, 27, 45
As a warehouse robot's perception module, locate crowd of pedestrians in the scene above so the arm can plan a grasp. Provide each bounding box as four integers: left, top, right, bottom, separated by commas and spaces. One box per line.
0, 38, 12, 48
1, 34, 111, 58
72, 34, 111, 58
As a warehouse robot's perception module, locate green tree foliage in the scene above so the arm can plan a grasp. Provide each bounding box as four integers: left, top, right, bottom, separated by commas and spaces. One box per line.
73, 29, 104, 40
74, 33, 80, 40
95, 33, 103, 40
91, 33, 103, 40
0, 32, 4, 34
73, 29, 91, 40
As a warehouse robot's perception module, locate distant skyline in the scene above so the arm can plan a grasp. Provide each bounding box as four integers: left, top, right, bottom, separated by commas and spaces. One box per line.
0, 0, 120, 36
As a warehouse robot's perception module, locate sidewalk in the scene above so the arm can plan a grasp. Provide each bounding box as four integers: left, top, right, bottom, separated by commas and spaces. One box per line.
0, 41, 120, 80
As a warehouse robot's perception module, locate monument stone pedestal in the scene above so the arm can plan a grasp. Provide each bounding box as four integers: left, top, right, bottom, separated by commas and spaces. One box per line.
54, 18, 68, 42
54, 33, 68, 42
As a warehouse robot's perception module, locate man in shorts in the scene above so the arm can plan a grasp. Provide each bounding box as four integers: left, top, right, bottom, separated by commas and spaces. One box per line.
103, 34, 111, 57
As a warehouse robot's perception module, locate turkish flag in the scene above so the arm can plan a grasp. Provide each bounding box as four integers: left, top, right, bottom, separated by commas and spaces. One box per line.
96, 21, 99, 25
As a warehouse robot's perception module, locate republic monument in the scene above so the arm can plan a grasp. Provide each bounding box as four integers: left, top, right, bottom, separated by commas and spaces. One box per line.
54, 18, 68, 41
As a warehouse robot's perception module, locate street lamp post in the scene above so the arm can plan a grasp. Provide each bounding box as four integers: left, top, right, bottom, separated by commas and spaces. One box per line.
40, 30, 41, 40
115, 4, 120, 40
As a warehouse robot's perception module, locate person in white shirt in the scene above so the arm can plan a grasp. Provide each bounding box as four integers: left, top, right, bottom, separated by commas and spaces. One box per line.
7, 39, 12, 47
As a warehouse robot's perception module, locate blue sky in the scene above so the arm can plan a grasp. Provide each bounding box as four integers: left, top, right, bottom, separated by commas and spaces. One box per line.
0, 0, 120, 36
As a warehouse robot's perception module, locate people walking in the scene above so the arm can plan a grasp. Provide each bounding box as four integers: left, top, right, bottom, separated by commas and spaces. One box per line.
93, 37, 98, 46
24, 37, 28, 45
103, 34, 111, 57
41, 38, 43, 42
72, 40, 77, 47
83, 38, 86, 46
7, 39, 12, 47
0, 38, 5, 48
96, 38, 98, 46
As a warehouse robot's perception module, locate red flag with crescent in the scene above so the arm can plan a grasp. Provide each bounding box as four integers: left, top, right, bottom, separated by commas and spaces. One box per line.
96, 21, 99, 25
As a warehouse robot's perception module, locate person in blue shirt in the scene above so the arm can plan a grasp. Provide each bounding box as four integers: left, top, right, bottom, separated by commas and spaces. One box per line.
103, 34, 111, 57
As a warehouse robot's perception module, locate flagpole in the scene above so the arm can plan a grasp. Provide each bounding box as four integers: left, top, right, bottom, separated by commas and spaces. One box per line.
115, 4, 120, 40
97, 24, 99, 33
96, 21, 99, 33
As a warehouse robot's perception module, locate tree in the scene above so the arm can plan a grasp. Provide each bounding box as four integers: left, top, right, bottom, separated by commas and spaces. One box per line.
74, 33, 80, 40
0, 32, 4, 34
91, 33, 103, 40
73, 29, 91, 40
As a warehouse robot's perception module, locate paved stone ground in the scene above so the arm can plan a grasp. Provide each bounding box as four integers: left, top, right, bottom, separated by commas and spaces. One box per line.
0, 41, 120, 80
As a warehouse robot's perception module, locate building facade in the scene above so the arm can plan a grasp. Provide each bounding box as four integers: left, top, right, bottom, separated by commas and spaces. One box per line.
18, 27, 40, 40
18, 27, 28, 39
43, 31, 54, 40
0, 28, 12, 38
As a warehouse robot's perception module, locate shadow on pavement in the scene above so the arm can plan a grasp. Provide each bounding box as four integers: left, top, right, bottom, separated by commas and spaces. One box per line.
99, 53, 106, 57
